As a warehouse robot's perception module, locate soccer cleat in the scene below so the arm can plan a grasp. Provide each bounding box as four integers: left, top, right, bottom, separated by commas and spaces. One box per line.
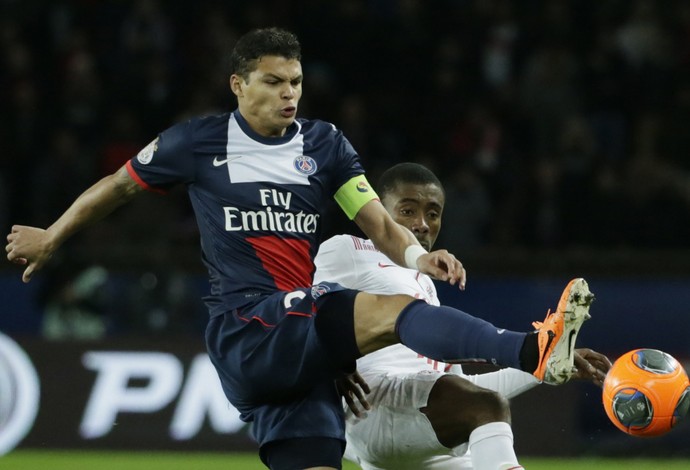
532, 278, 594, 385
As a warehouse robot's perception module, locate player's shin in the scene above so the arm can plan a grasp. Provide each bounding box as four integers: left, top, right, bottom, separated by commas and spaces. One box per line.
469, 422, 523, 470
394, 300, 526, 368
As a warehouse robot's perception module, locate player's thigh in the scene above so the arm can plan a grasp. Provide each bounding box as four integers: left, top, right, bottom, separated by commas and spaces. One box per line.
251, 379, 347, 449
206, 301, 323, 393
353, 292, 416, 354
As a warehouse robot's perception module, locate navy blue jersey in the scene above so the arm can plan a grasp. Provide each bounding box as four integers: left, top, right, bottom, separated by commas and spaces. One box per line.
127, 110, 364, 315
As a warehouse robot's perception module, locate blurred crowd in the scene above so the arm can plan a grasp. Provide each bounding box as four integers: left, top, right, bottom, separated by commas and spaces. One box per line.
2, 1, 690, 336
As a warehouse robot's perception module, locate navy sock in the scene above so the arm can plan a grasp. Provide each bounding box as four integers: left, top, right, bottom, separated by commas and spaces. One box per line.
395, 300, 527, 369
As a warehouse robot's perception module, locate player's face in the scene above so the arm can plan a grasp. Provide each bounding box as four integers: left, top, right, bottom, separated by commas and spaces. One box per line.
231, 55, 303, 137
382, 183, 444, 251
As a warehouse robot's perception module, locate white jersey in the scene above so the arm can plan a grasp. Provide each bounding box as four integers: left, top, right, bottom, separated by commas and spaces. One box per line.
314, 234, 458, 376
314, 235, 539, 469
314, 234, 539, 398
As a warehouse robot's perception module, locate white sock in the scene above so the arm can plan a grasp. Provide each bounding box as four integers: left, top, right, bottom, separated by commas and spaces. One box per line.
468, 422, 523, 470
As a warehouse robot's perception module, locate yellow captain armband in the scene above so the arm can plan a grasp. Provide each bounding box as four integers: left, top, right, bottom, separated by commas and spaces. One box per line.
334, 174, 379, 220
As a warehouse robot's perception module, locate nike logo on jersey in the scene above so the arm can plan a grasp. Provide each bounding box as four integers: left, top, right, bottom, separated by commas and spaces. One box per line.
213, 155, 242, 167
377, 262, 396, 268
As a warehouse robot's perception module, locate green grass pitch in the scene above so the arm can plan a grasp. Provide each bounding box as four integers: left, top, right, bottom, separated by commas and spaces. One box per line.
2, 451, 690, 469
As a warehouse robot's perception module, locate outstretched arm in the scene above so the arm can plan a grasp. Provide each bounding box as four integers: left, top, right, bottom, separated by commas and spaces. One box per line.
6, 165, 144, 282
354, 200, 467, 289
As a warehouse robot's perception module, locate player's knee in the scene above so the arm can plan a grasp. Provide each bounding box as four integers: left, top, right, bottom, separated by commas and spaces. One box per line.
424, 376, 512, 447
474, 388, 511, 424
353, 292, 417, 354
444, 386, 511, 430
357, 292, 417, 315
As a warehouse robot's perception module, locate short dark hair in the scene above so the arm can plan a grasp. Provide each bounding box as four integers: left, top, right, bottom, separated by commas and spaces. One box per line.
230, 27, 301, 80
377, 162, 445, 199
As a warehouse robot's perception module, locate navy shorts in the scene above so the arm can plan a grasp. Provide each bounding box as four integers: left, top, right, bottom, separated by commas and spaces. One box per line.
205, 282, 359, 447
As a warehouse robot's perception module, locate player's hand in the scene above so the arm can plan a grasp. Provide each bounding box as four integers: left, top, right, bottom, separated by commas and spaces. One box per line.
336, 370, 371, 418
573, 348, 612, 387
417, 249, 467, 290
5, 225, 54, 283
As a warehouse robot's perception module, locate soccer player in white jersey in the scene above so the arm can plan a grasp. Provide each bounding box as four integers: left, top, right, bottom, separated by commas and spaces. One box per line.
314, 163, 612, 470
8, 28, 596, 469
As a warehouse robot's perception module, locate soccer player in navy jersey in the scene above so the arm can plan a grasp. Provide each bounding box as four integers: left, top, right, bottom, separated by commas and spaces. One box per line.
7, 28, 593, 469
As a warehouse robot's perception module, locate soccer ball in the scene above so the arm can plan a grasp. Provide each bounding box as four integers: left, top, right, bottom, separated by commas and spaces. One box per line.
602, 348, 690, 437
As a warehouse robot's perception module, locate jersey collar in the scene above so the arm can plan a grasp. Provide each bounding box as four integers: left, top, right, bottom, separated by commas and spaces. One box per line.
232, 109, 300, 145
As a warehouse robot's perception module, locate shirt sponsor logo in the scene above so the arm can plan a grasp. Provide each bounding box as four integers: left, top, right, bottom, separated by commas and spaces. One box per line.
293, 156, 317, 175
223, 207, 320, 233
223, 189, 319, 233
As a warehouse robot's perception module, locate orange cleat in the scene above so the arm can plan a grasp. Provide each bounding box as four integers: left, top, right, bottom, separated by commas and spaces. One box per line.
532, 278, 594, 385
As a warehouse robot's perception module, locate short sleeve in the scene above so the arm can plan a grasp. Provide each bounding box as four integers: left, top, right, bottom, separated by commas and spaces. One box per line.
127, 120, 195, 192
331, 128, 365, 191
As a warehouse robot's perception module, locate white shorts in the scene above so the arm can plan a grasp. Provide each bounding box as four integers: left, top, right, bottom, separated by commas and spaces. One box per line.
343, 344, 539, 469
343, 369, 473, 470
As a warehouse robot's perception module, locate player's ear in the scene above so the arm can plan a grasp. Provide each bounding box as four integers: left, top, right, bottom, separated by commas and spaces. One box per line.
230, 74, 243, 98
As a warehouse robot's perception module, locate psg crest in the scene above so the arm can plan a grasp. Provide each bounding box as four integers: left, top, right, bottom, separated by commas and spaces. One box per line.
294, 156, 317, 175
310, 284, 331, 299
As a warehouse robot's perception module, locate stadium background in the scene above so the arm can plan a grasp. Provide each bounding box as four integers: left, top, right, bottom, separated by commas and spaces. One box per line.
1, 0, 690, 462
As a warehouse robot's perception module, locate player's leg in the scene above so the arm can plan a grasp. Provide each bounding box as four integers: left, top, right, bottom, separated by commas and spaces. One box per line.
395, 278, 593, 385
342, 367, 520, 469
314, 288, 515, 372
206, 287, 354, 469
343, 369, 473, 469
253, 380, 349, 469
423, 374, 511, 447
422, 374, 523, 469
318, 278, 594, 385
